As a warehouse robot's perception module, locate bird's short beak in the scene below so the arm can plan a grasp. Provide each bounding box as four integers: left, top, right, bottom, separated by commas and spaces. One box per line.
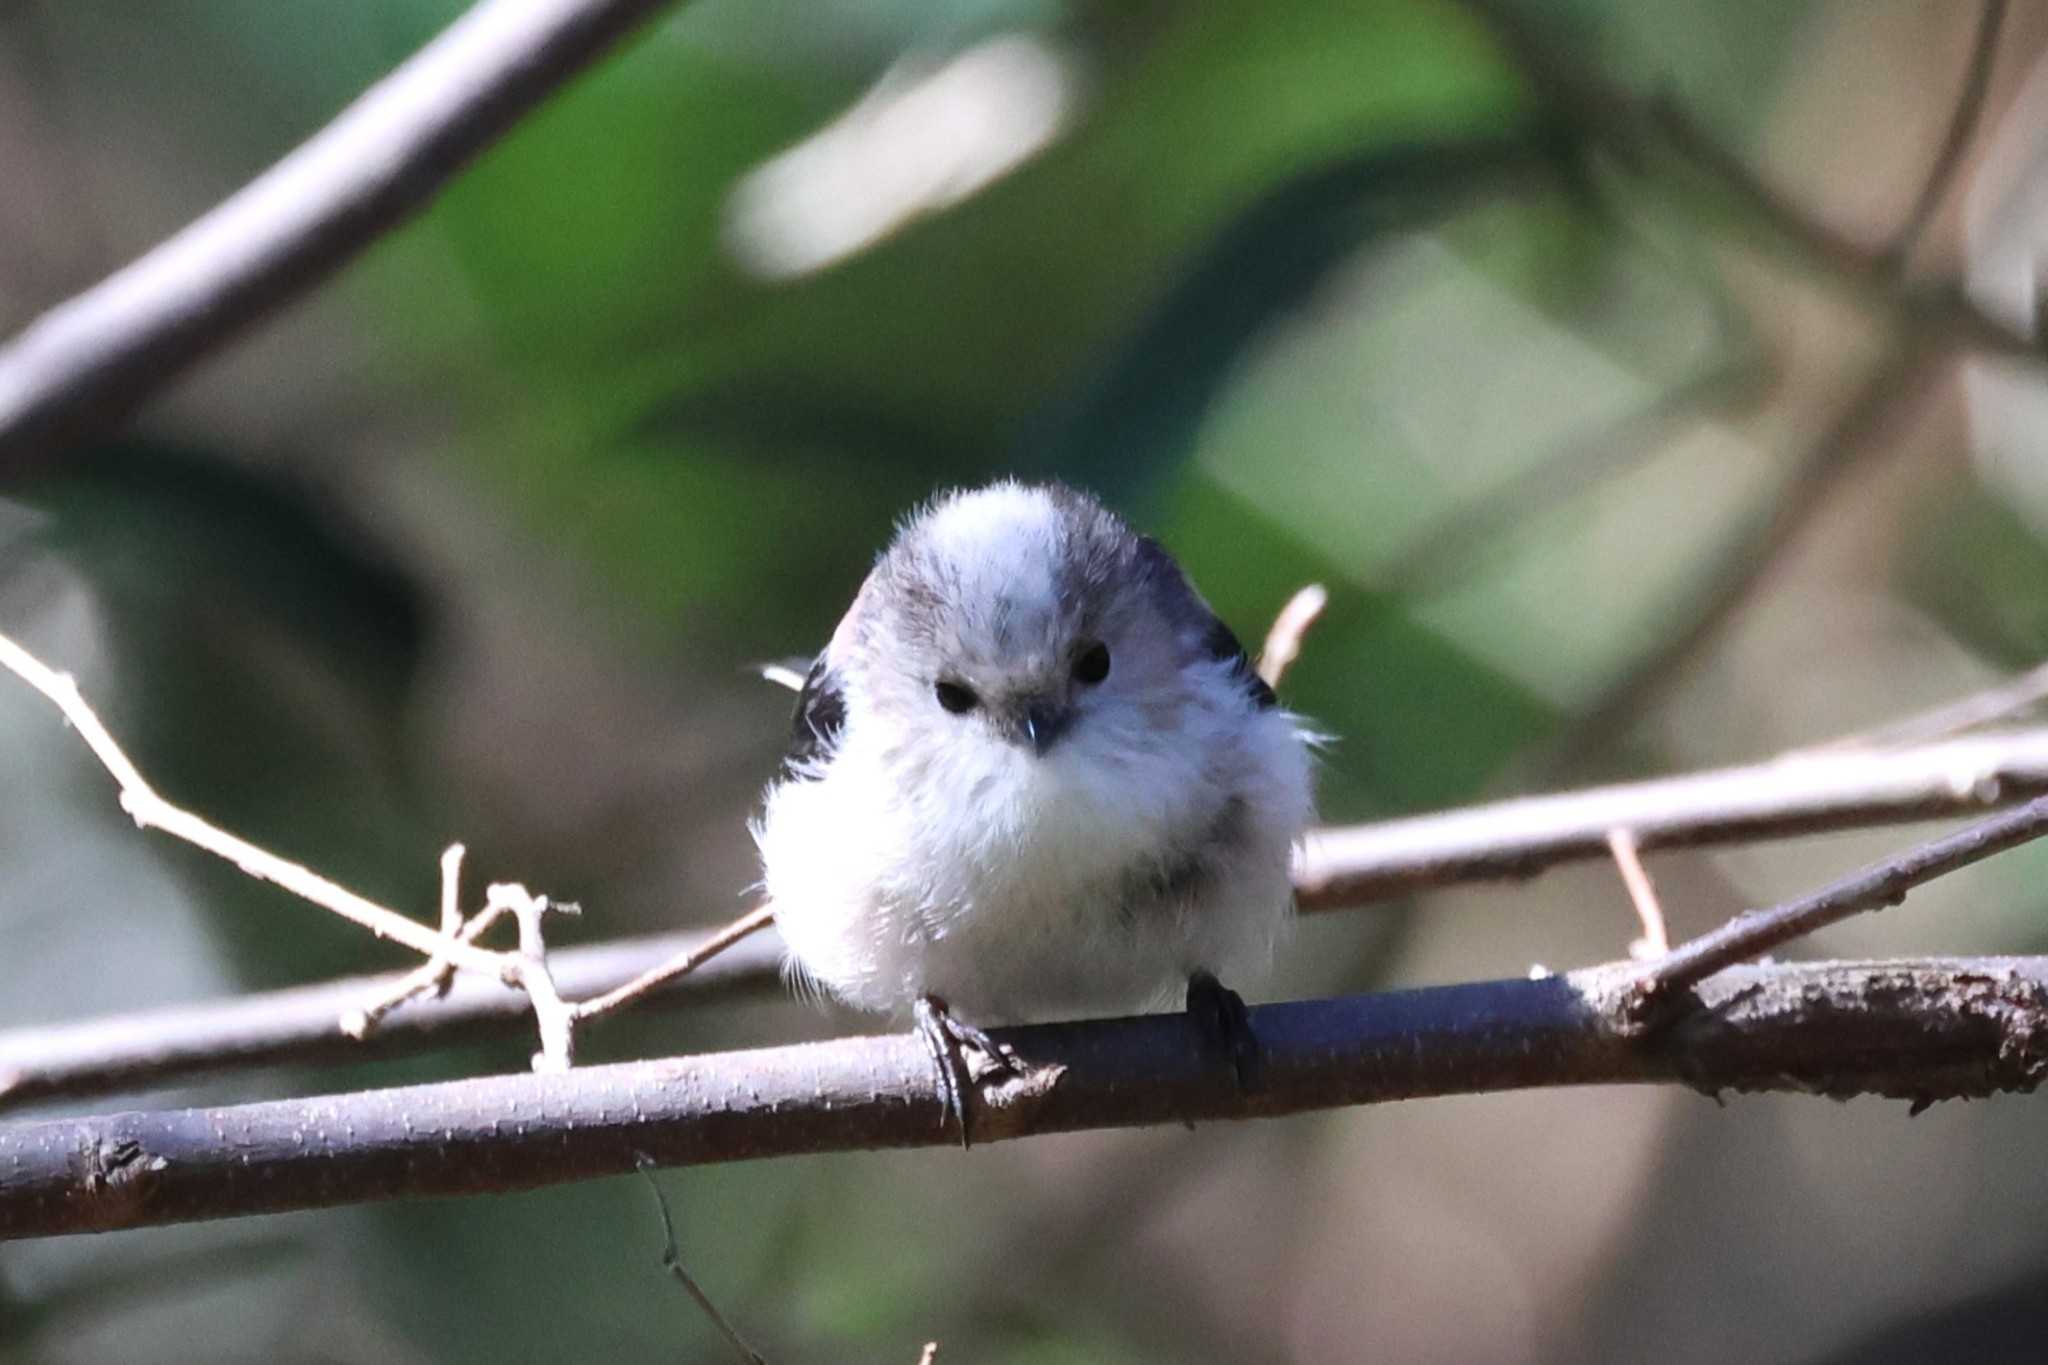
1015, 697, 1073, 758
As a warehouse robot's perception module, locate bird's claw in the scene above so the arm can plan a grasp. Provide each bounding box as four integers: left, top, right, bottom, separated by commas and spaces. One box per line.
913, 994, 1018, 1149
1187, 970, 1262, 1091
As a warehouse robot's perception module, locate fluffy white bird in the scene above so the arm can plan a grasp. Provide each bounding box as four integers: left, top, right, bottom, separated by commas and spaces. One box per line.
755, 481, 1316, 1134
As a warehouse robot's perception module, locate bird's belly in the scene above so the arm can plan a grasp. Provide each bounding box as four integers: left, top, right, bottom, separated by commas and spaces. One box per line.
762, 732, 1296, 1024
890, 880, 1180, 1024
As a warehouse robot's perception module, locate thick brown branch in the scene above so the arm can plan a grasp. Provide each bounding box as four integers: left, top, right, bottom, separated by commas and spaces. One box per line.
0, 0, 681, 464
6, 956, 2046, 1239
15, 726, 2048, 1109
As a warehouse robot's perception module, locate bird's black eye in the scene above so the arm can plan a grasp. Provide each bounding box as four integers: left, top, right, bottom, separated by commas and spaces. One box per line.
1072, 641, 1111, 686
935, 680, 978, 714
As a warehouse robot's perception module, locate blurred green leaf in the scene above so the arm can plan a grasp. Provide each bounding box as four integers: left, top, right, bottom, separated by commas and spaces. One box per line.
1898, 478, 2048, 670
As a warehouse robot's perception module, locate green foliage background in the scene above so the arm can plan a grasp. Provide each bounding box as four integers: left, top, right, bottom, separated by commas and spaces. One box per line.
5, 2, 2048, 1361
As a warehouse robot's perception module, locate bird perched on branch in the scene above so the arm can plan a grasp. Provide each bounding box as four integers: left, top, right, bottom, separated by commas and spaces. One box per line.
756, 481, 1315, 1141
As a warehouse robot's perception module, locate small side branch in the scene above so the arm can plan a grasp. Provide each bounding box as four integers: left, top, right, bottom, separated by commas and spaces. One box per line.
1605, 828, 1668, 959
341, 844, 499, 1038
6, 956, 2047, 1239
1623, 795, 2048, 1019
1257, 584, 1328, 690
570, 905, 778, 1024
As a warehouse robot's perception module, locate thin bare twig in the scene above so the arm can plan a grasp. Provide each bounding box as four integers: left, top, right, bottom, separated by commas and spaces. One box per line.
0, 630, 503, 978
570, 904, 778, 1023
0, 0, 684, 464
1800, 659, 2048, 752
1605, 828, 1668, 960
758, 662, 808, 692
1623, 794, 2048, 1020
1257, 584, 1328, 689
1293, 724, 2048, 906
10, 955, 2048, 1238
0, 627, 783, 1074
1885, 0, 2008, 274
636, 1155, 769, 1365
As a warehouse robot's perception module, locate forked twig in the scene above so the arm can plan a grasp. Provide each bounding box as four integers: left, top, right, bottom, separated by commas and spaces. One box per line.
1623, 794, 2048, 1020
342, 844, 506, 1038
0, 627, 759, 1070
496, 880, 579, 1069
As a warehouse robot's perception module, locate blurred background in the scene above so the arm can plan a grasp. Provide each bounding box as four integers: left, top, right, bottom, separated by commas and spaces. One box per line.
6, 0, 2048, 1360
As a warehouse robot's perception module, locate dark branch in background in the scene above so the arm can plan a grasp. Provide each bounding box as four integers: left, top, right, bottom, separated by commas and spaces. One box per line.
1380, 357, 1769, 597
1463, 0, 2031, 358
1440, 0, 2034, 773
12, 723, 2048, 1110
1019, 135, 1562, 488
6, 955, 2047, 1239
1823, 661, 2048, 751
0, 0, 2027, 474
1550, 347, 1933, 764
0, 0, 683, 466
1884, 0, 2008, 274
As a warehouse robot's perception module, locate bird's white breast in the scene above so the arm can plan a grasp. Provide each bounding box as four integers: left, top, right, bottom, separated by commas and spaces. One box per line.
759, 663, 1312, 1023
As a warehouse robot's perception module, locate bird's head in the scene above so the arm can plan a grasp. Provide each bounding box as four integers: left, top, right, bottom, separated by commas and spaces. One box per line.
841, 481, 1219, 771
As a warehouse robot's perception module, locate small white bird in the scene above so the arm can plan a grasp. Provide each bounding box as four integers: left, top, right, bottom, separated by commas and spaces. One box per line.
755, 480, 1315, 1135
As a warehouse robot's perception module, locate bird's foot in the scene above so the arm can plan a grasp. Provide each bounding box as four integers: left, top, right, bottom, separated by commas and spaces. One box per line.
1186, 970, 1262, 1092
913, 994, 1019, 1150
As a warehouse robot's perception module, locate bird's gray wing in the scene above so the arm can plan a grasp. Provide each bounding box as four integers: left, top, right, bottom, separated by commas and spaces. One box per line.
1200, 616, 1276, 710
779, 654, 848, 780
1132, 534, 1277, 711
